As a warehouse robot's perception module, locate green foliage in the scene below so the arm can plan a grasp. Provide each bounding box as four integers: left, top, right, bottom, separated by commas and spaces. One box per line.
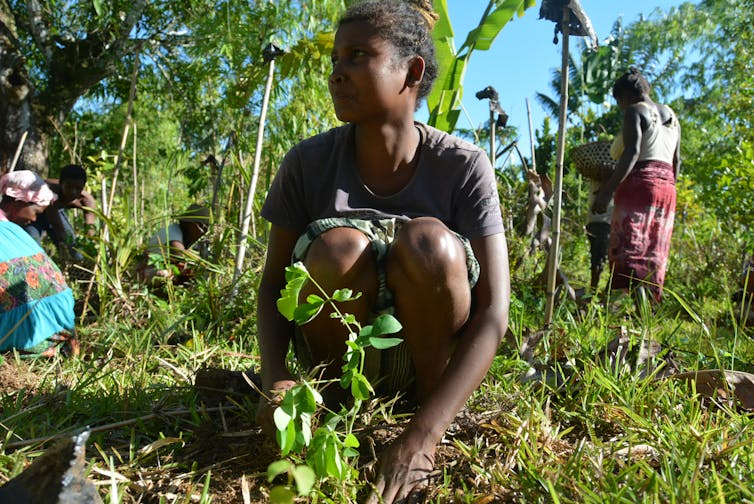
428, 0, 536, 132
267, 262, 402, 498
39, 0, 346, 248
267, 459, 316, 502
273, 382, 322, 457
4, 2, 754, 502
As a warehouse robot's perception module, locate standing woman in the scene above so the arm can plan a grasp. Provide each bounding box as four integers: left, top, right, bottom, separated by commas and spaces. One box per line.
255, 0, 510, 501
592, 68, 681, 300
0, 171, 78, 357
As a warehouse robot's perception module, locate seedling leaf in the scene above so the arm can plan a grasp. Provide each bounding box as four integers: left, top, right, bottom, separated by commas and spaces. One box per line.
292, 465, 316, 495
267, 459, 292, 481
371, 314, 402, 336
269, 486, 296, 504
369, 336, 403, 350
332, 288, 354, 302
344, 433, 359, 448
293, 301, 323, 324
351, 372, 373, 400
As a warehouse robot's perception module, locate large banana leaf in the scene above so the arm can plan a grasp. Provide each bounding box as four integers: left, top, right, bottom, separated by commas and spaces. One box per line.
428, 0, 536, 133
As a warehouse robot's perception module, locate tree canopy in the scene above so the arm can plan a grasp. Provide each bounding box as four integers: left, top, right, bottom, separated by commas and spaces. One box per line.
1, 0, 343, 183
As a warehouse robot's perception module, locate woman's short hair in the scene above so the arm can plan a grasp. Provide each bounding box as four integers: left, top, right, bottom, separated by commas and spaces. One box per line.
339, 0, 439, 107
612, 67, 651, 100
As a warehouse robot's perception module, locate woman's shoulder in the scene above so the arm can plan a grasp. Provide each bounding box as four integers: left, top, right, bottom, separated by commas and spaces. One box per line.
280, 124, 353, 176
416, 122, 486, 158
291, 124, 353, 154
658, 103, 677, 124
634, 101, 675, 124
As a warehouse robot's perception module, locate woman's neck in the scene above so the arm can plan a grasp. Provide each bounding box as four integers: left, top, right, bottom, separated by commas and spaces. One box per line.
352, 120, 421, 196
634, 94, 653, 105
354, 120, 419, 172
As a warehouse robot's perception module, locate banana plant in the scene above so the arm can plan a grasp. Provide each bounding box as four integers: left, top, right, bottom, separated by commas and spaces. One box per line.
428, 0, 537, 133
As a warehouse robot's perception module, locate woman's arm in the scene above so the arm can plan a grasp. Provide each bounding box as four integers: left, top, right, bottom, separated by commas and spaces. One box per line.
593, 106, 643, 213
257, 224, 301, 390
673, 121, 682, 180
79, 191, 97, 235
255, 224, 300, 435
369, 231, 510, 503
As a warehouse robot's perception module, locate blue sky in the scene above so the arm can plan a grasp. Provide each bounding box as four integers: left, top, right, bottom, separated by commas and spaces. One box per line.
421, 1, 687, 138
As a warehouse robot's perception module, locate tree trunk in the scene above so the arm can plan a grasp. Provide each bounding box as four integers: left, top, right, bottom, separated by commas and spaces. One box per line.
0, 21, 48, 174
1, 0, 147, 175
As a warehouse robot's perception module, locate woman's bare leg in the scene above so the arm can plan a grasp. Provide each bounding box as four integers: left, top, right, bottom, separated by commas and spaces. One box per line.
300, 227, 378, 384
386, 217, 472, 400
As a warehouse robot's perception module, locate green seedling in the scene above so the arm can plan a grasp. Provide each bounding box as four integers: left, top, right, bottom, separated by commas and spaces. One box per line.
267, 261, 402, 500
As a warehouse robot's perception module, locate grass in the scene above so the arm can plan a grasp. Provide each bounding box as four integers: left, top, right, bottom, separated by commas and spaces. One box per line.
1, 206, 753, 503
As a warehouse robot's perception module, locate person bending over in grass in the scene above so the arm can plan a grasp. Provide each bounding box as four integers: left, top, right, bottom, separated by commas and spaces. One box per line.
24, 164, 98, 263
137, 204, 210, 286
0, 170, 78, 357
254, 1, 510, 501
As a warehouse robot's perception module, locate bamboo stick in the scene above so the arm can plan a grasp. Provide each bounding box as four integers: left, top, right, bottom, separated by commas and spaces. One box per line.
544, 7, 570, 325
107, 52, 140, 219
526, 98, 537, 173
233, 56, 277, 288
8, 131, 28, 172
132, 122, 138, 227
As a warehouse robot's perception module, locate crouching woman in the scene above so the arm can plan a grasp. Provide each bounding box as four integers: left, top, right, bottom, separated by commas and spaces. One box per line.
0, 171, 78, 357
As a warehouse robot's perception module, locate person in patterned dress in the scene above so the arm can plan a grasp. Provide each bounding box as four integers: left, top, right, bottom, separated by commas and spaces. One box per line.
0, 170, 78, 357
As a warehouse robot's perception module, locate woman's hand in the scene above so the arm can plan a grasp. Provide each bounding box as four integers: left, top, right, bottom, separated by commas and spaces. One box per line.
256, 379, 297, 437
366, 429, 436, 504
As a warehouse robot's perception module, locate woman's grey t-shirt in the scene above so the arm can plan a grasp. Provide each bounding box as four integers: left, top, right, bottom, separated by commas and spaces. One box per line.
261, 122, 504, 240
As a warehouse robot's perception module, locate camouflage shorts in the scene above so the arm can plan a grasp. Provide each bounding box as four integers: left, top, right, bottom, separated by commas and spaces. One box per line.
291, 217, 479, 396
293, 217, 479, 313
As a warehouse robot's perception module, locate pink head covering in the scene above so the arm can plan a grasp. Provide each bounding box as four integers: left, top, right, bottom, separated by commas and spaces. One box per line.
0, 170, 57, 207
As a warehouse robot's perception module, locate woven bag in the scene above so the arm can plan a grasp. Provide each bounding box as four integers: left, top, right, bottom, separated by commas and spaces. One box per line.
571, 141, 615, 180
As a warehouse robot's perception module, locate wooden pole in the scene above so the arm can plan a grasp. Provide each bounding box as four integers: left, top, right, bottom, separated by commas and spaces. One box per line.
233, 57, 276, 288
132, 122, 138, 227
8, 131, 28, 172
489, 108, 496, 166
526, 98, 537, 173
107, 51, 140, 220
544, 6, 570, 325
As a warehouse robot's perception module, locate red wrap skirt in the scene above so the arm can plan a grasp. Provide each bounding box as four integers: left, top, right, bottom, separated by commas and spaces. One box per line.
609, 160, 676, 299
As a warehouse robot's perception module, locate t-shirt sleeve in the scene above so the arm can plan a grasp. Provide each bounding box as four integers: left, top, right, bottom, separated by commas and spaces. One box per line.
147, 223, 183, 254
454, 150, 504, 239
260, 146, 309, 233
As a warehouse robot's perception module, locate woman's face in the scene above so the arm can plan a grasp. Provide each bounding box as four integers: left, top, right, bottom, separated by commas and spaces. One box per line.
328, 21, 413, 123
7, 201, 46, 226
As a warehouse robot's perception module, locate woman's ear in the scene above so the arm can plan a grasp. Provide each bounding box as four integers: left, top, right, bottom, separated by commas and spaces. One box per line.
406, 56, 426, 88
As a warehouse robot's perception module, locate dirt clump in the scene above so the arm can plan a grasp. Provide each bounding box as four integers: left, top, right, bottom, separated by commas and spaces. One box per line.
0, 359, 41, 396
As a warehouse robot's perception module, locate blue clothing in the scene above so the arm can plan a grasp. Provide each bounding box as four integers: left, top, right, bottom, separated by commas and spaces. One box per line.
0, 221, 75, 351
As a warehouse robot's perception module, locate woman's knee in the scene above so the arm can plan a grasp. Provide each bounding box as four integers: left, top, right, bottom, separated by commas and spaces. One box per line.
303, 227, 373, 277
388, 217, 467, 280
299, 227, 377, 368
